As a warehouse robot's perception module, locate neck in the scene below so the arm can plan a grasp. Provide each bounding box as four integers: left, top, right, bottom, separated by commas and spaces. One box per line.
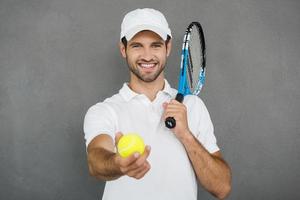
129, 74, 165, 101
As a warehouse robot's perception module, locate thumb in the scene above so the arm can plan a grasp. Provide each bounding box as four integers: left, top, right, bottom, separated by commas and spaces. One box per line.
115, 132, 123, 146
162, 102, 168, 109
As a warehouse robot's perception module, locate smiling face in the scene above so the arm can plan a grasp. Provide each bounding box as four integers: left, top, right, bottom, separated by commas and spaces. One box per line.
120, 30, 172, 83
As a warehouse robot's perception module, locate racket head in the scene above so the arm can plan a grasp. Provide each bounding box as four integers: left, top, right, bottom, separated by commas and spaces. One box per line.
165, 22, 206, 129
178, 22, 206, 96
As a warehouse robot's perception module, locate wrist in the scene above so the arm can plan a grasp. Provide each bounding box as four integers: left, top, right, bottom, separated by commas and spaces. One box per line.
178, 129, 194, 144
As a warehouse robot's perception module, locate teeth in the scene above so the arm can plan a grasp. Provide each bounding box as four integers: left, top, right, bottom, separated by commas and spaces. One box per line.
140, 63, 155, 68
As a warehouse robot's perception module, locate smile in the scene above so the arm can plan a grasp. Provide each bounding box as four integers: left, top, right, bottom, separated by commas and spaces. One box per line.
139, 63, 157, 68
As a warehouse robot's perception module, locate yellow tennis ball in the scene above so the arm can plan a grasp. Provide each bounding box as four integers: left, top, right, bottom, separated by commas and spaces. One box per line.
117, 133, 145, 158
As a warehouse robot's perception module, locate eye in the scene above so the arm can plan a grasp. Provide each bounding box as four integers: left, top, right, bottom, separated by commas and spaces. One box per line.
152, 43, 164, 48
130, 43, 142, 48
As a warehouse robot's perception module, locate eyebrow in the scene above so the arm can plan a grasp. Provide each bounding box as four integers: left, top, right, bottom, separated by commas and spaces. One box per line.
152, 41, 164, 46
129, 40, 164, 47
129, 42, 142, 47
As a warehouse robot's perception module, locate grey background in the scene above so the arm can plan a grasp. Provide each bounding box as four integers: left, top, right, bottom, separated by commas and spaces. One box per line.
0, 0, 299, 199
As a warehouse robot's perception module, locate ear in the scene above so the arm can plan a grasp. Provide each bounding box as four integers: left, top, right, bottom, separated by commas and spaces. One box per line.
166, 39, 172, 57
119, 42, 127, 58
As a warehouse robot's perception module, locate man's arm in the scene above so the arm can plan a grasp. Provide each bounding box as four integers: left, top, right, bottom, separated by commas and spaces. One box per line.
87, 134, 122, 180
180, 132, 231, 199
87, 133, 151, 181
163, 100, 232, 199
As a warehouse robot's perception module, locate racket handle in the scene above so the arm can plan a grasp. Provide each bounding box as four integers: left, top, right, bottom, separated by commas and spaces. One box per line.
165, 93, 184, 129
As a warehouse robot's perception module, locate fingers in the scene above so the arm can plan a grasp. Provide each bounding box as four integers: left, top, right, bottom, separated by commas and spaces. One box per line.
125, 146, 151, 171
117, 152, 141, 169
163, 100, 190, 137
128, 162, 151, 179
163, 100, 186, 110
115, 145, 151, 179
169, 99, 183, 105
163, 101, 187, 120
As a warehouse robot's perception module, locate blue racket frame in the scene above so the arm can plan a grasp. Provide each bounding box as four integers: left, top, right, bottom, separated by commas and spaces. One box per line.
178, 22, 206, 96
165, 21, 206, 129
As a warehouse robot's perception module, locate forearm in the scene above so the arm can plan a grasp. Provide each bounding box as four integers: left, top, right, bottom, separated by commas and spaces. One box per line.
181, 132, 231, 199
88, 147, 122, 181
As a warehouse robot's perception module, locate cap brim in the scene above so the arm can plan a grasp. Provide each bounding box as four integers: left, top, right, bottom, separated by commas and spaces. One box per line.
121, 24, 170, 41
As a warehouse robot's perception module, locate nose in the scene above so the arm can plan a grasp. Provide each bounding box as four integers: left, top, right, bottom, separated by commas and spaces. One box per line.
141, 47, 154, 61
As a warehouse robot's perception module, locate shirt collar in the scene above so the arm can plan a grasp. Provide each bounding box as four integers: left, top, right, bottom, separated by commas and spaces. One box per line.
119, 79, 175, 102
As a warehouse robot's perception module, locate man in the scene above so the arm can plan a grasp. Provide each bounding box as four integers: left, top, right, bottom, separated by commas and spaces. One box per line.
84, 8, 231, 200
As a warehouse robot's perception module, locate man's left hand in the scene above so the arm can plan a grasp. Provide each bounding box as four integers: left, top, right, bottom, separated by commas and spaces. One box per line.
163, 100, 191, 140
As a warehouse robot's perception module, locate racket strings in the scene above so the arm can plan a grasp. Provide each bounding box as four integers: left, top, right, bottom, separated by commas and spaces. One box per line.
187, 25, 204, 94
187, 46, 194, 89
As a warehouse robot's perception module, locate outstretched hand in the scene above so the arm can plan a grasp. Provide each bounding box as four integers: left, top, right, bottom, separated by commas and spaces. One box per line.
114, 132, 151, 179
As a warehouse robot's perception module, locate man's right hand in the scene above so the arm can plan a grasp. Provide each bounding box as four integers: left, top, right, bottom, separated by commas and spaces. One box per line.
114, 132, 151, 179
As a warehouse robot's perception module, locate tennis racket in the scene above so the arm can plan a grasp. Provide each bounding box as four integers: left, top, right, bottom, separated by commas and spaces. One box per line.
165, 22, 206, 129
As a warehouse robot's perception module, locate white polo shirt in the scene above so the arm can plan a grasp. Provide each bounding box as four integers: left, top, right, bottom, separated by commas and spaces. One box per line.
84, 80, 219, 200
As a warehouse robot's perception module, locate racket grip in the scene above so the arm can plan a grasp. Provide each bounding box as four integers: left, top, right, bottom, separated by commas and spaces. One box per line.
165, 93, 184, 129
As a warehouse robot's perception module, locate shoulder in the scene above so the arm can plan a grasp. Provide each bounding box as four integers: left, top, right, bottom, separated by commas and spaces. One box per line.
183, 95, 207, 109
84, 102, 116, 125
183, 95, 211, 122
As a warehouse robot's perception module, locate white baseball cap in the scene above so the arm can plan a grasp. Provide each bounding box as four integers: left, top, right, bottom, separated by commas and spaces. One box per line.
120, 8, 172, 41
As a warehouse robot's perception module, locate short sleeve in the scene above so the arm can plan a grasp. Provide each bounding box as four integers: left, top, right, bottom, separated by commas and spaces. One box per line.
83, 102, 117, 148
186, 96, 220, 154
